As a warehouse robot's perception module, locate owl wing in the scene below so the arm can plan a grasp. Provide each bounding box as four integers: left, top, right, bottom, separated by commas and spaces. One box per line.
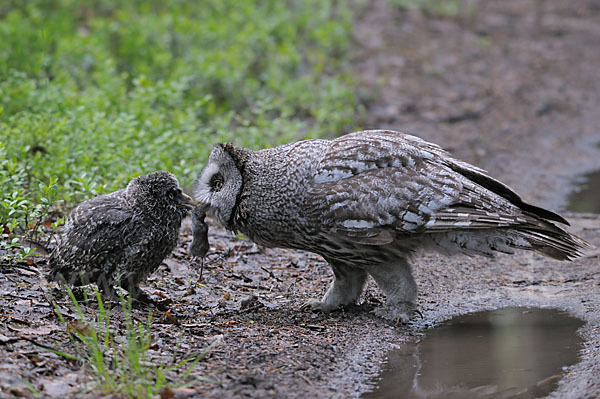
54, 191, 140, 268
304, 130, 536, 245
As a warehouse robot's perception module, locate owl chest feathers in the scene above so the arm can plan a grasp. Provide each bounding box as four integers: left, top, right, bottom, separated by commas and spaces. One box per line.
232, 141, 326, 248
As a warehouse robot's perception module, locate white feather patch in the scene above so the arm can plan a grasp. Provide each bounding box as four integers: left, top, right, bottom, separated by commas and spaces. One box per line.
314, 168, 354, 184
342, 219, 375, 229
194, 163, 220, 202
403, 211, 424, 224
453, 221, 472, 227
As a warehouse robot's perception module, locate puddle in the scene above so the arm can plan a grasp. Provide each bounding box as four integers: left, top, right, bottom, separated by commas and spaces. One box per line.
567, 170, 600, 213
362, 308, 583, 399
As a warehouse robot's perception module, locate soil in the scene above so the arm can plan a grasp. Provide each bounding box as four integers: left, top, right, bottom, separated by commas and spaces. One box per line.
2, 1, 600, 398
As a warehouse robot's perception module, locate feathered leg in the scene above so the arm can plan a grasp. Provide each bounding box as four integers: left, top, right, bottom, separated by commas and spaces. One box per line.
302, 260, 368, 311
368, 258, 418, 323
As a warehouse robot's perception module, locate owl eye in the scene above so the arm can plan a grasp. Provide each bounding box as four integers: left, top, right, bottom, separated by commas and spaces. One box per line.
210, 173, 224, 192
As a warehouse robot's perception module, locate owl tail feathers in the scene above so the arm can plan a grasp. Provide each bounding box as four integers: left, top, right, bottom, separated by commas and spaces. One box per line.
514, 225, 592, 261
429, 223, 592, 261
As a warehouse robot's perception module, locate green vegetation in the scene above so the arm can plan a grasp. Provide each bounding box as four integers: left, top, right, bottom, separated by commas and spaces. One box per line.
389, 0, 466, 18
50, 288, 215, 397
0, 0, 361, 260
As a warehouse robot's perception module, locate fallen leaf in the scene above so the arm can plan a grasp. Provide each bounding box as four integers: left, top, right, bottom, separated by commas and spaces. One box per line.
0, 333, 17, 344
67, 320, 94, 337
159, 387, 174, 399
7, 324, 58, 336
158, 311, 179, 325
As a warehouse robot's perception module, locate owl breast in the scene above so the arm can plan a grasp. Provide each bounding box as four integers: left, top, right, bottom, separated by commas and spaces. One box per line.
233, 140, 327, 249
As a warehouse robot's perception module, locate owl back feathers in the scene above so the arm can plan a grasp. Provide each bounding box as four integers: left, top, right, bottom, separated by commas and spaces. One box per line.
304, 130, 590, 261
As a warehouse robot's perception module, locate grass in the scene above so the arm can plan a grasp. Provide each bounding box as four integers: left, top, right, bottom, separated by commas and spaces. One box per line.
0, 0, 361, 262
49, 288, 217, 398
388, 0, 475, 18
1, 1, 361, 394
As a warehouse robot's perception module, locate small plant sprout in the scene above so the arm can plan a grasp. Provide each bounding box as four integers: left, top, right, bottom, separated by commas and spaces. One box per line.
48, 288, 217, 398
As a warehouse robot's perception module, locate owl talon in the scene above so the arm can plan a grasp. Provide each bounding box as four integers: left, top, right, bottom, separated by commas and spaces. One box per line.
300, 299, 322, 311
414, 309, 424, 319
301, 299, 340, 312
373, 302, 419, 324
130, 293, 171, 311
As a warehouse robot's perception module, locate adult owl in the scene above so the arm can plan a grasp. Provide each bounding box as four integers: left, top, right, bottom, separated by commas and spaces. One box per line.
49, 171, 194, 303
194, 130, 589, 322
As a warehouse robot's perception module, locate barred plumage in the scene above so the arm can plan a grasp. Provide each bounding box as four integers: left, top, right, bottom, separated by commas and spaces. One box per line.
49, 171, 194, 302
194, 130, 590, 322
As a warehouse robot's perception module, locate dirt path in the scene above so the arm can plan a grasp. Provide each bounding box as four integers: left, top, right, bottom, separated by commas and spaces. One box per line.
1, 1, 600, 398
343, 1, 600, 397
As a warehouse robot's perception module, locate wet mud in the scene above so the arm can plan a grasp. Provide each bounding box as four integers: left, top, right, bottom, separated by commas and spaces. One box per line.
567, 171, 600, 214
363, 308, 584, 399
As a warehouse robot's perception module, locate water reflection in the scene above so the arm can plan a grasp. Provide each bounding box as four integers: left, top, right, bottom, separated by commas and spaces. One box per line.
567, 170, 600, 213
363, 308, 583, 399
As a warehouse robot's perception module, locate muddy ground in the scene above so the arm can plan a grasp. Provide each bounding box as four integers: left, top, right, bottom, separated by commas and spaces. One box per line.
2, 0, 600, 398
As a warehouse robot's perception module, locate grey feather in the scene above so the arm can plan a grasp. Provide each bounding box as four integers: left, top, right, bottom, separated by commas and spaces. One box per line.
49, 171, 194, 300
194, 130, 591, 322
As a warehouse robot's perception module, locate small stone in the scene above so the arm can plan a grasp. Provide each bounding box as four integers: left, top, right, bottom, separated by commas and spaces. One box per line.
241, 295, 259, 310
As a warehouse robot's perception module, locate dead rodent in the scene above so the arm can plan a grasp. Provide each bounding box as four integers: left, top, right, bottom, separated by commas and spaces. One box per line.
189, 205, 209, 258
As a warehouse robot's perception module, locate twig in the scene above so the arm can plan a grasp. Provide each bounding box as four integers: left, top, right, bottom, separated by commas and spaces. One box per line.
6, 263, 41, 275
298, 372, 313, 386
3, 293, 43, 302
300, 324, 327, 332
207, 303, 264, 320
0, 314, 33, 325
17, 335, 79, 361
240, 304, 263, 314
181, 323, 210, 328
260, 266, 282, 282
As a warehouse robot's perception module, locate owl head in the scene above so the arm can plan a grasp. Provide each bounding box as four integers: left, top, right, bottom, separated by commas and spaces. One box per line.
194, 144, 249, 228
126, 171, 194, 219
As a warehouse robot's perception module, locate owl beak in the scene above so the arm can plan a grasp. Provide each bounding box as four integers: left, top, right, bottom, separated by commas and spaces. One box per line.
179, 192, 197, 209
